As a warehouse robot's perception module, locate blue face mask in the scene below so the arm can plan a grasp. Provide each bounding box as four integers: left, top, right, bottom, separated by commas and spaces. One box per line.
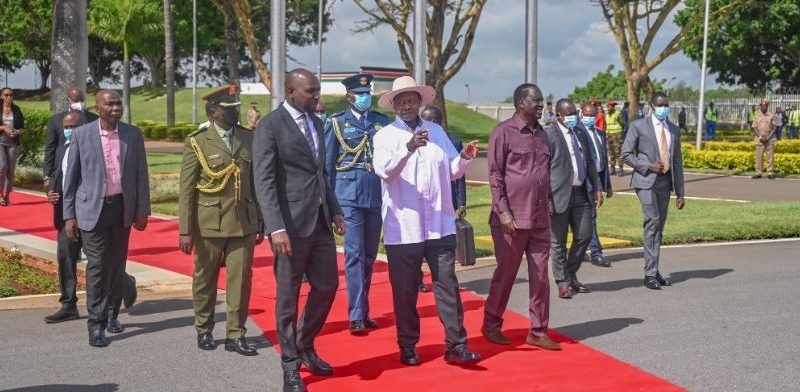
654, 106, 670, 120
316, 113, 327, 123
563, 115, 578, 129
353, 94, 372, 111
581, 116, 595, 128
63, 128, 73, 140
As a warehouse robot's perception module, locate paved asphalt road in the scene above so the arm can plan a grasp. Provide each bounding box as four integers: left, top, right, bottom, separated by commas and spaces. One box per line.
2, 239, 799, 391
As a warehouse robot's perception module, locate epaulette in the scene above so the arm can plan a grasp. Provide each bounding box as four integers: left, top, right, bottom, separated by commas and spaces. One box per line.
371, 110, 388, 119
330, 110, 346, 118
188, 121, 211, 137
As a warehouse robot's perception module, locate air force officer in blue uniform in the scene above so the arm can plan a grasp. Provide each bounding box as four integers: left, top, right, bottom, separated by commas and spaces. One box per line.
324, 73, 390, 334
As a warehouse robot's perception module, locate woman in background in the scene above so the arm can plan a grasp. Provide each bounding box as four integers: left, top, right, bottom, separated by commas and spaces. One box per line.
0, 87, 25, 206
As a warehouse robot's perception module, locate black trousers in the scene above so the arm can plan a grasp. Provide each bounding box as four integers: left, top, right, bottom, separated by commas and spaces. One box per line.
56, 227, 82, 308
80, 198, 131, 331
385, 235, 468, 350
273, 211, 338, 371
550, 185, 593, 286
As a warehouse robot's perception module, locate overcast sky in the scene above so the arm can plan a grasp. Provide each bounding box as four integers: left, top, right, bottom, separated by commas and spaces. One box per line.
5, 0, 719, 104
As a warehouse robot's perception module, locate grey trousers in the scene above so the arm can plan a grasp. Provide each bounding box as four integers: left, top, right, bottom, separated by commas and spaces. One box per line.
550, 186, 593, 287
635, 174, 673, 277
385, 235, 468, 350
56, 227, 82, 308
0, 143, 20, 194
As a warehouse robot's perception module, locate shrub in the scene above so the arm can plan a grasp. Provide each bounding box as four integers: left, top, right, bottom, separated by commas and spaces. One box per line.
13, 165, 43, 184
151, 125, 168, 139
684, 140, 800, 155
682, 148, 800, 174
140, 126, 152, 139
167, 127, 184, 140
149, 175, 179, 203
18, 108, 51, 167
136, 120, 157, 127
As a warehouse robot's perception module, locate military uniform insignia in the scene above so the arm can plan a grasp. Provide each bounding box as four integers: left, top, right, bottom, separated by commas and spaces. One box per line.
374, 124, 382, 131
209, 154, 221, 159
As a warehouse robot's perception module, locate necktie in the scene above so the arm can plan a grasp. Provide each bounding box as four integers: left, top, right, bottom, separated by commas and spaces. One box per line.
590, 128, 603, 173
569, 130, 586, 183
298, 114, 317, 161
659, 122, 670, 172
223, 130, 233, 150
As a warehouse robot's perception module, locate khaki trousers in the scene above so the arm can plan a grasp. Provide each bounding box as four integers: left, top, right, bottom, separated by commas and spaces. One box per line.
755, 136, 776, 175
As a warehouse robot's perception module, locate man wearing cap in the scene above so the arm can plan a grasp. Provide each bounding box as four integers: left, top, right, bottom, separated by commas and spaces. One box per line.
179, 85, 264, 356
324, 73, 389, 335
752, 99, 778, 179
373, 76, 481, 366
605, 101, 625, 176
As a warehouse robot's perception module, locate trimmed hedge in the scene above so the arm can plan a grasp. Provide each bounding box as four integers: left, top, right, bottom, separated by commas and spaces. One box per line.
151, 125, 168, 139
682, 148, 800, 174
138, 121, 199, 140
18, 107, 51, 166
684, 140, 800, 154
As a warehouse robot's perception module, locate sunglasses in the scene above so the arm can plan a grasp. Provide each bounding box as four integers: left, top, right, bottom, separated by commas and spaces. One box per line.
1, 94, 12, 97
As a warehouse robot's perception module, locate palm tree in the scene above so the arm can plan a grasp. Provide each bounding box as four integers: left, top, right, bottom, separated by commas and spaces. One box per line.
164, 0, 175, 128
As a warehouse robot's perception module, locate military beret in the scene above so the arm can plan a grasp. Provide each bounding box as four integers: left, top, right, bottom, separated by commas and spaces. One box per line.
202, 85, 241, 107
342, 73, 373, 94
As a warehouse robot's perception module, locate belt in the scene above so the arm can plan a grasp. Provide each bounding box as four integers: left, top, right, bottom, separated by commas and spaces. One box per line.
572, 184, 586, 191
339, 162, 373, 171
104, 194, 123, 204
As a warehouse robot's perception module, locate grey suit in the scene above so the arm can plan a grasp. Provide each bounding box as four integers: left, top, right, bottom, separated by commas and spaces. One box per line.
253, 104, 342, 371
545, 124, 599, 287
621, 116, 684, 277
63, 119, 150, 330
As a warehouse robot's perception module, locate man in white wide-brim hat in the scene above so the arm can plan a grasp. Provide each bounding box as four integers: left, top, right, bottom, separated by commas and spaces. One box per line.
373, 76, 481, 366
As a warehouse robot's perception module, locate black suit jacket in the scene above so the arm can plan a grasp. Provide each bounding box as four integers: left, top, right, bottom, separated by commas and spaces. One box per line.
545, 124, 600, 214
49, 140, 71, 230
43, 110, 98, 178
253, 104, 342, 238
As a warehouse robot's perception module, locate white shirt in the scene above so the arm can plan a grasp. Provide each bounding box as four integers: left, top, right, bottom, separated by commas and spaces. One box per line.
557, 122, 583, 186
61, 141, 71, 189
585, 125, 604, 173
651, 114, 673, 162
282, 101, 318, 153
373, 117, 471, 245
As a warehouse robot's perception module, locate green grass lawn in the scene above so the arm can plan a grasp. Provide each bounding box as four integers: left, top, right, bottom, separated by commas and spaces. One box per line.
15, 87, 500, 144
0, 251, 60, 297
465, 185, 800, 250
147, 152, 184, 174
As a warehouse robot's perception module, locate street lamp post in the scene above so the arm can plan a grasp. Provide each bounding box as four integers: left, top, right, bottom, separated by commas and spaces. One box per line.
524, 0, 538, 84
317, 0, 323, 81
465, 84, 470, 106
192, 0, 197, 124
413, 0, 426, 84
271, 0, 286, 110
695, 0, 711, 150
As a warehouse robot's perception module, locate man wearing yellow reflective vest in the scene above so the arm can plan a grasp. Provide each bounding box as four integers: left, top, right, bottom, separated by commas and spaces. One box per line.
704, 101, 718, 141
787, 106, 799, 140
605, 101, 625, 176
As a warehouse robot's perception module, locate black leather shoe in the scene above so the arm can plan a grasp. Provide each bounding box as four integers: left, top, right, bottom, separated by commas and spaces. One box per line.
444, 346, 481, 364
225, 337, 258, 356
656, 273, 672, 286
107, 319, 124, 333
197, 332, 216, 350
349, 320, 365, 335
364, 318, 379, 329
751, 174, 762, 179
89, 329, 109, 347
44, 307, 79, 323
124, 275, 137, 309
283, 369, 306, 392
767, 174, 775, 180
644, 276, 661, 290
300, 350, 333, 376
591, 256, 611, 267
570, 280, 591, 293
400, 347, 420, 366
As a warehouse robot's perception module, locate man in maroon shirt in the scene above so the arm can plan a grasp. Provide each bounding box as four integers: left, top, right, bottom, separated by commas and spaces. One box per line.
481, 83, 560, 351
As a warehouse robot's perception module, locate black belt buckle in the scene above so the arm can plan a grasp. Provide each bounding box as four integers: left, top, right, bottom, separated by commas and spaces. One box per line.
104, 194, 122, 204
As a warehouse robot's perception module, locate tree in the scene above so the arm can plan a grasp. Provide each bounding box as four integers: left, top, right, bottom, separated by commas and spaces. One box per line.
229, 0, 332, 90
353, 0, 488, 127
89, 0, 162, 123
570, 65, 664, 103
0, 0, 52, 89
679, 0, 800, 91
594, 0, 745, 121
211, 0, 242, 84
165, 0, 176, 128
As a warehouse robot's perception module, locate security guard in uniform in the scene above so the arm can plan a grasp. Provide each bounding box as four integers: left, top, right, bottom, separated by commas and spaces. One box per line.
178, 85, 264, 355
324, 73, 390, 335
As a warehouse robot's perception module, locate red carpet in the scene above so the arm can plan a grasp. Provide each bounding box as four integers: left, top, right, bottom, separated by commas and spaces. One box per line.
1, 191, 683, 391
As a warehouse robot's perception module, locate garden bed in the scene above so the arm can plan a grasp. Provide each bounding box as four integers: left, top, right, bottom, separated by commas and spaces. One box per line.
0, 248, 85, 298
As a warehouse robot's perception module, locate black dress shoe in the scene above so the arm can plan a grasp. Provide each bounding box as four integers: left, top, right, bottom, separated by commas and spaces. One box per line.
644, 276, 661, 290
656, 273, 672, 286
349, 320, 365, 335
444, 346, 481, 364
591, 256, 611, 267
225, 337, 258, 356
283, 369, 306, 392
197, 332, 216, 350
124, 275, 137, 309
300, 350, 333, 376
400, 346, 420, 366
89, 329, 109, 347
44, 307, 79, 323
107, 319, 124, 333
363, 318, 379, 329
570, 280, 591, 293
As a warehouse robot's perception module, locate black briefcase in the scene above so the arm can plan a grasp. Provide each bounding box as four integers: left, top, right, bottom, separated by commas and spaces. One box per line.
455, 218, 476, 266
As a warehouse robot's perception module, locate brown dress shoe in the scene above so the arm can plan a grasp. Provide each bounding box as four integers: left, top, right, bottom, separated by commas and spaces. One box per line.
481, 326, 510, 345
526, 335, 561, 350
558, 287, 573, 299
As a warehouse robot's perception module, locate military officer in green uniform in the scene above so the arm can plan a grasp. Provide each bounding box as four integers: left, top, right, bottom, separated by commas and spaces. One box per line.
178, 85, 264, 356
324, 73, 390, 335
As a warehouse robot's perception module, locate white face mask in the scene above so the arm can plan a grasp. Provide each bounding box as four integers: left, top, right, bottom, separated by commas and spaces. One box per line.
70, 101, 85, 111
